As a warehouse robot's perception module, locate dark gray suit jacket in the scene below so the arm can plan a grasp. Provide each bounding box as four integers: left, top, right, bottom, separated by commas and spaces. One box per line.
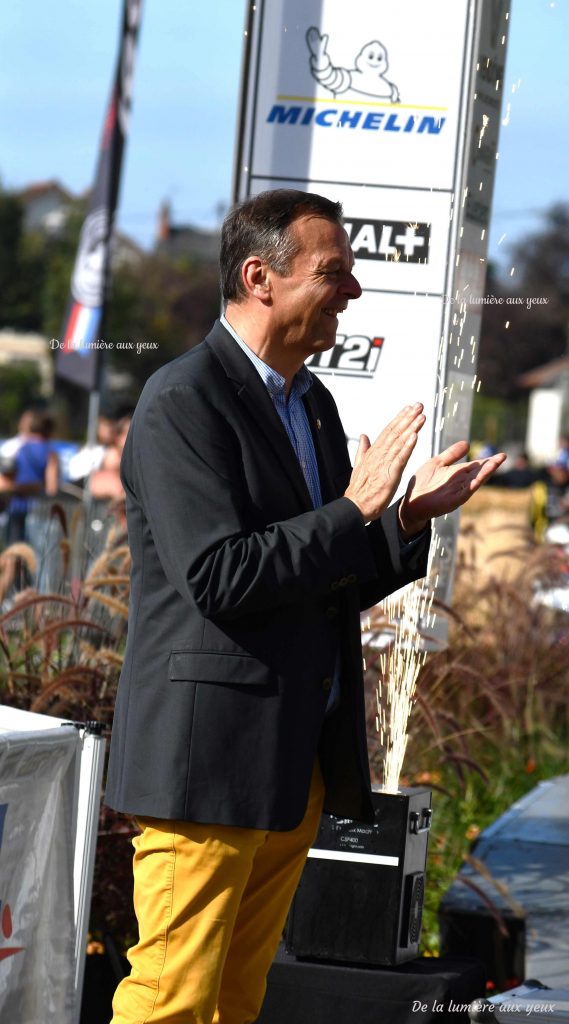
105, 321, 430, 829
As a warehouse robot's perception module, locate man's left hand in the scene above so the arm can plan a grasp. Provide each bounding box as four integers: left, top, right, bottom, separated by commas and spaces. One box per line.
398, 441, 506, 538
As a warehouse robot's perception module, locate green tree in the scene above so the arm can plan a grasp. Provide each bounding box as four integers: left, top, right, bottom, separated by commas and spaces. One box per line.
0, 364, 43, 436
0, 188, 46, 330
105, 253, 220, 392
478, 204, 569, 399
0, 189, 24, 324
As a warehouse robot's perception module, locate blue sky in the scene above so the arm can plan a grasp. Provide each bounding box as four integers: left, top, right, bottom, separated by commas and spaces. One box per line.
0, 1, 567, 272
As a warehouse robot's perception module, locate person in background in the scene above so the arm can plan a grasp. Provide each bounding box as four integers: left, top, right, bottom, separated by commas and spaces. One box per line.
544, 461, 569, 524
67, 412, 118, 488
554, 435, 569, 471
486, 451, 539, 490
89, 412, 133, 501
0, 410, 59, 544
0, 409, 36, 469
476, 440, 498, 460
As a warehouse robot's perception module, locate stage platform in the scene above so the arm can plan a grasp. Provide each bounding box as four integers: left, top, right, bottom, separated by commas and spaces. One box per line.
255, 943, 486, 1023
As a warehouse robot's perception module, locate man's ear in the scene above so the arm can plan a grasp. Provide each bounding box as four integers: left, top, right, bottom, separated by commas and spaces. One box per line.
241, 256, 271, 301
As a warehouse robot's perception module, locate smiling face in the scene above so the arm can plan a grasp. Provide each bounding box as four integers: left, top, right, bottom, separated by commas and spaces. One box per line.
267, 214, 362, 365
356, 41, 388, 74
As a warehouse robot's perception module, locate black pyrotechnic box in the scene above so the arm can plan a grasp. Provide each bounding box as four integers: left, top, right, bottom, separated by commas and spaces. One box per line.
286, 786, 432, 966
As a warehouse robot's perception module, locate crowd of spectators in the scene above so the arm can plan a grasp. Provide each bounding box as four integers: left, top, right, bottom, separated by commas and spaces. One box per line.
0, 404, 133, 548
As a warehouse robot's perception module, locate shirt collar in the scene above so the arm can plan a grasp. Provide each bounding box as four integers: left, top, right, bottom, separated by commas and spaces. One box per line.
221, 314, 313, 400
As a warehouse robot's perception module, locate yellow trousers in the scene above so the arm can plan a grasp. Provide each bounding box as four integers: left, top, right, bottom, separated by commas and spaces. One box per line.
111, 763, 325, 1024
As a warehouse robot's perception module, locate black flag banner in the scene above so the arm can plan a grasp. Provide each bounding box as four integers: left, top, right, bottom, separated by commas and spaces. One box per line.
56, 0, 143, 390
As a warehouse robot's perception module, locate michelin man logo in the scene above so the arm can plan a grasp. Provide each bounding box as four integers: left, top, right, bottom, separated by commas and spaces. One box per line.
306, 28, 400, 103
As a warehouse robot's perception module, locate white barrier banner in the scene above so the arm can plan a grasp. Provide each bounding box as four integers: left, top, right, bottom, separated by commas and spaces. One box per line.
0, 726, 79, 1024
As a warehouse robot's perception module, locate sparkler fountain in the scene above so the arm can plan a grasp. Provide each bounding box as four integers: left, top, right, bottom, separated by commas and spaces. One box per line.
375, 574, 436, 794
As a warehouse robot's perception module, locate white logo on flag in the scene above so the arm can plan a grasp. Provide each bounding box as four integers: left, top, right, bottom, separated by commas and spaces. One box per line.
71, 208, 109, 307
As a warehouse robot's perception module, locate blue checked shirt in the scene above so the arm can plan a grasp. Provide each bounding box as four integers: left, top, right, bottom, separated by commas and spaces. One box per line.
221, 316, 322, 508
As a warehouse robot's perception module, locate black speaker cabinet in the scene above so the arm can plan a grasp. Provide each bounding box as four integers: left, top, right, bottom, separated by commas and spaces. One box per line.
286, 786, 432, 966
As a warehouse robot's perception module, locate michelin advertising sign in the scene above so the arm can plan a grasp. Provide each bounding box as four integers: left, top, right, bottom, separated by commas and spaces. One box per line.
234, 0, 509, 603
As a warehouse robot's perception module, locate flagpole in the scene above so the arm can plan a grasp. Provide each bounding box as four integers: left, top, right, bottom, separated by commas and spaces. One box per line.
86, 390, 101, 449
86, 217, 113, 448
55, 0, 143, 431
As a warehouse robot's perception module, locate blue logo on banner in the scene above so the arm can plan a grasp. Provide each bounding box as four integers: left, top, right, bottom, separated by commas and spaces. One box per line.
267, 104, 445, 135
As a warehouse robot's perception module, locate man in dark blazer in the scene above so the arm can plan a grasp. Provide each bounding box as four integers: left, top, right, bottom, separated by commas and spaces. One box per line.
106, 190, 504, 1024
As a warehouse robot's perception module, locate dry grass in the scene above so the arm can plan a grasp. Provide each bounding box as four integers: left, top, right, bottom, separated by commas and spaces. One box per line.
0, 527, 129, 721
457, 486, 533, 580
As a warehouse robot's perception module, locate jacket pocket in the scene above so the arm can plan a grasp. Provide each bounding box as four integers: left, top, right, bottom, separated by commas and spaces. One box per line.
168, 650, 272, 686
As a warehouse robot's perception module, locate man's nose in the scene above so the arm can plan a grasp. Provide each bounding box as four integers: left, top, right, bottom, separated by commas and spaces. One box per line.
339, 271, 362, 300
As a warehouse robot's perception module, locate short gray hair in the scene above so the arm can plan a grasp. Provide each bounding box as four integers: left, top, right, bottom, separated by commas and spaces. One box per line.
220, 189, 343, 304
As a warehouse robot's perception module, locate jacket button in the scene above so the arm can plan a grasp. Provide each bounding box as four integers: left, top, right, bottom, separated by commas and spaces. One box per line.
321, 676, 332, 692
325, 606, 339, 620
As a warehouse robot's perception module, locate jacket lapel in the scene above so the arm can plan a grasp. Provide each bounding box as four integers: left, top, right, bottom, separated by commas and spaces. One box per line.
206, 322, 314, 511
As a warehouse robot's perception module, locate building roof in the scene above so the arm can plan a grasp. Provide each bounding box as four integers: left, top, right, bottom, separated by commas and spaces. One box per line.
517, 355, 569, 389
14, 179, 143, 261
155, 199, 221, 264
156, 225, 220, 264
18, 179, 75, 203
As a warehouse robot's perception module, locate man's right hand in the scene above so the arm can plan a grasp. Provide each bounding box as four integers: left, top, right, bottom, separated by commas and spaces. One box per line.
344, 404, 426, 522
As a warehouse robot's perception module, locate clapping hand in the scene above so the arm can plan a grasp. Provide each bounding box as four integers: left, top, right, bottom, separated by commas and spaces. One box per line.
344, 407, 506, 534
398, 441, 507, 537
344, 403, 426, 521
